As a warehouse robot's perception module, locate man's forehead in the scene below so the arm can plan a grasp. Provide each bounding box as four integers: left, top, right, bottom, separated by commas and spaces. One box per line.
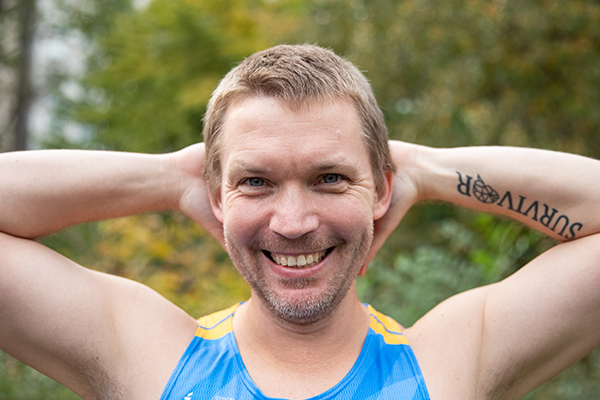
222, 95, 361, 134
218, 97, 370, 178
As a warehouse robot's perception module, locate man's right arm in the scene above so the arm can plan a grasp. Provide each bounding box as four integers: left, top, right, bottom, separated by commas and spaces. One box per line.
0, 144, 220, 398
0, 144, 218, 239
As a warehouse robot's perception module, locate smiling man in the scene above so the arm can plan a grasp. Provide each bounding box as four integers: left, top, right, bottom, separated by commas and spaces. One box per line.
1, 44, 600, 400
217, 96, 380, 325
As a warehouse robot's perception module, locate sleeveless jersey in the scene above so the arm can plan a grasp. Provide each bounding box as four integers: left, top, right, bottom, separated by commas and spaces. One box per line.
160, 303, 430, 400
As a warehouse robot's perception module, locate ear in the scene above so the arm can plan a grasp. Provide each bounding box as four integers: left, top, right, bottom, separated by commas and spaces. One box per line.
208, 183, 224, 223
372, 171, 393, 220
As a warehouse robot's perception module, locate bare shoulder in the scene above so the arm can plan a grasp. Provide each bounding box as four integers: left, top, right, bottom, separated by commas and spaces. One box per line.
0, 232, 197, 399
94, 271, 198, 399
403, 286, 491, 400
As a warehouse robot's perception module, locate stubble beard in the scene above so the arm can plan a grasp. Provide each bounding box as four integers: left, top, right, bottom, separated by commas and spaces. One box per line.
225, 227, 373, 325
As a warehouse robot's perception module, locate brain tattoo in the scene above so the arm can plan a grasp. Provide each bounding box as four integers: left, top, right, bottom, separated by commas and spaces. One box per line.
473, 174, 499, 204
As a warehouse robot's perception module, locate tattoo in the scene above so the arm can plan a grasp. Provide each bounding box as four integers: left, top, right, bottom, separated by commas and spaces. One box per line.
456, 171, 584, 239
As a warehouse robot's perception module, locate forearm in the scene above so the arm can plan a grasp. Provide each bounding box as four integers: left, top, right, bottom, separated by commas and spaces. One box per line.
409, 144, 600, 241
0, 150, 183, 238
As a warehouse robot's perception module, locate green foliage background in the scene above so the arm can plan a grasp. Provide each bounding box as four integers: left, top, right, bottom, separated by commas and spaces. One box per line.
2, 0, 600, 398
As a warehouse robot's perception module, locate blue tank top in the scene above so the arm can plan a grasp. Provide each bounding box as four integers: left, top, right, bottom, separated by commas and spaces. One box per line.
160, 303, 430, 400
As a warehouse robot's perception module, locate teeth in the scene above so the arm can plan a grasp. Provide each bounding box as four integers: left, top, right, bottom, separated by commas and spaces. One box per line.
297, 255, 306, 267
272, 251, 327, 269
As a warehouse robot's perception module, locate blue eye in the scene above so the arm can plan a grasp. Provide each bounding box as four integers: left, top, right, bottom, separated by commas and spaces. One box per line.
323, 174, 340, 184
248, 177, 264, 187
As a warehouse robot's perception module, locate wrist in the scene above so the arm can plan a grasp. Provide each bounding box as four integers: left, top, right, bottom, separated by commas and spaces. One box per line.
158, 152, 189, 213
415, 146, 458, 202
162, 143, 207, 216
389, 141, 445, 203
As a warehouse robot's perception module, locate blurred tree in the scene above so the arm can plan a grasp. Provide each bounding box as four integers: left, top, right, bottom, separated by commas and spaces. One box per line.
0, 0, 36, 152
301, 0, 600, 155
44, 0, 306, 151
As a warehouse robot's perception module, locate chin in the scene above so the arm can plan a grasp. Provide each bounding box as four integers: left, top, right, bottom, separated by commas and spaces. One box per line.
252, 275, 356, 326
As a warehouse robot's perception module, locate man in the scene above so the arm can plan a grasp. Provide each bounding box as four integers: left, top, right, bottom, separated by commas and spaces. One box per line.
1, 44, 599, 400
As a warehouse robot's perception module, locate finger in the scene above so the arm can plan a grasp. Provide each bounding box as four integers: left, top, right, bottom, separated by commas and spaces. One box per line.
359, 235, 384, 275
358, 261, 369, 276
361, 210, 402, 276
201, 217, 225, 249
212, 226, 226, 249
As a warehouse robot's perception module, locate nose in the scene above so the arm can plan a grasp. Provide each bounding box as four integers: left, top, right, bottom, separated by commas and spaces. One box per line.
269, 184, 319, 239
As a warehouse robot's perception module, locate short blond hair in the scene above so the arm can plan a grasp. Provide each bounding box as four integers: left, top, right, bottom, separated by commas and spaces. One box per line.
203, 44, 394, 202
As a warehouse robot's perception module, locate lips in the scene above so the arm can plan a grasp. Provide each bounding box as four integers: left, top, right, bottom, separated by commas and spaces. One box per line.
264, 248, 333, 269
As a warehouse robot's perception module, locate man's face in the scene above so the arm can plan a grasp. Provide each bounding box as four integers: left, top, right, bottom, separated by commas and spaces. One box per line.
212, 96, 389, 324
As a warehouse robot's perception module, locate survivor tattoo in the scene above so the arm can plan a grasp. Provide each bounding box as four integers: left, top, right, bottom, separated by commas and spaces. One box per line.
456, 172, 583, 239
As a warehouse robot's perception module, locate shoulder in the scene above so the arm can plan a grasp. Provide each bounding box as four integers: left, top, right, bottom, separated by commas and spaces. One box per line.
90, 272, 198, 399
403, 286, 490, 399
68, 272, 199, 399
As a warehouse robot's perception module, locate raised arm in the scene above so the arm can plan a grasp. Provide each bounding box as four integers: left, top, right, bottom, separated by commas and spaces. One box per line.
372, 141, 600, 247
384, 141, 600, 399
413, 144, 600, 240
0, 143, 222, 242
0, 144, 222, 399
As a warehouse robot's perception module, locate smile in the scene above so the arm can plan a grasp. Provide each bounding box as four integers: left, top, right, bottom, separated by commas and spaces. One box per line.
264, 248, 333, 269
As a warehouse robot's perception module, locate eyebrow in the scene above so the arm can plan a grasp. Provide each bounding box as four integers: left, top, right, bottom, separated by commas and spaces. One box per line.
309, 161, 357, 173
227, 160, 269, 176
227, 157, 360, 177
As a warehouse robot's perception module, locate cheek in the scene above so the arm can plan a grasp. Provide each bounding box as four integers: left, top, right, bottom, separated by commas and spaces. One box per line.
317, 195, 374, 235
222, 198, 269, 243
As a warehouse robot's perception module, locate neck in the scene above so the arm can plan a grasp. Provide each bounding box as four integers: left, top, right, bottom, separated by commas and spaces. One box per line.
239, 286, 369, 342
232, 286, 370, 398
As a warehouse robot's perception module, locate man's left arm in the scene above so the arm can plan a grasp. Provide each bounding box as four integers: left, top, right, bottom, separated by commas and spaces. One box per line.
379, 141, 600, 398
389, 142, 600, 241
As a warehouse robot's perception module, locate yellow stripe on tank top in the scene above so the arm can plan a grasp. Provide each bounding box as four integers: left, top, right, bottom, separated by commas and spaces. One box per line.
195, 303, 240, 340
367, 305, 410, 345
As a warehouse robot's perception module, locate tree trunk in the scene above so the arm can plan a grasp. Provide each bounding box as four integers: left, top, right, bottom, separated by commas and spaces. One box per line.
13, 0, 36, 151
